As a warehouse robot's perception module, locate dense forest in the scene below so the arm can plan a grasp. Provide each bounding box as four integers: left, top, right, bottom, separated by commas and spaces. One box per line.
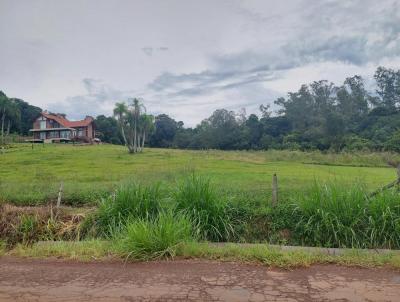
2, 66, 400, 152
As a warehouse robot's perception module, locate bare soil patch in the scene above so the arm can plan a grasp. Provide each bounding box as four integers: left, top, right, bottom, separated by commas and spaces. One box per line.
0, 257, 399, 301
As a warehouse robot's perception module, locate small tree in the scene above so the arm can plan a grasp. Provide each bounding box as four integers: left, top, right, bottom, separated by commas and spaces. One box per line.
113, 98, 154, 153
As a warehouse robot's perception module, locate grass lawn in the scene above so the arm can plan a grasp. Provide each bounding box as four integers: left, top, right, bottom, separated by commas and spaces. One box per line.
0, 144, 397, 205
0, 144, 396, 204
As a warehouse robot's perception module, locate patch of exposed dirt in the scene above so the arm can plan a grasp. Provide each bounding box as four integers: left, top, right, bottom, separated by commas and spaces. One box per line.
0, 257, 399, 301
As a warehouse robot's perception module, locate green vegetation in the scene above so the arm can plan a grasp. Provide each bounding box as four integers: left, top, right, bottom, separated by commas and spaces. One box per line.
8, 240, 400, 269
1, 145, 399, 266
10, 240, 114, 261
17, 214, 40, 245
94, 183, 162, 236
0, 144, 398, 205
82, 176, 400, 250
114, 211, 193, 260
178, 243, 400, 268
174, 174, 232, 241
293, 184, 400, 249
0, 91, 41, 144
0, 240, 5, 256
100, 67, 400, 152
113, 99, 155, 153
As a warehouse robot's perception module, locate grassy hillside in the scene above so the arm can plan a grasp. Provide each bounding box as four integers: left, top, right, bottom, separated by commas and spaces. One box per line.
0, 144, 398, 205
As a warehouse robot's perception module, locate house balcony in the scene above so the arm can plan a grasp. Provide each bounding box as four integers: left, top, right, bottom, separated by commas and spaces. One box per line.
29, 127, 75, 132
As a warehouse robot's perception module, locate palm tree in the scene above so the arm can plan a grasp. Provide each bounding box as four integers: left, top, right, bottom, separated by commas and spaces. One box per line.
114, 98, 151, 153
130, 98, 146, 152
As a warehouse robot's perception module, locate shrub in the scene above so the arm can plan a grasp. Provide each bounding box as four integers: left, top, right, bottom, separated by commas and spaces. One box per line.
95, 183, 162, 236
115, 211, 192, 260
173, 174, 233, 241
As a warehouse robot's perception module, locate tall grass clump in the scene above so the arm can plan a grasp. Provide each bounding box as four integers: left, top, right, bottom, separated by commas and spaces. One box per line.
173, 174, 233, 241
293, 182, 400, 249
95, 183, 162, 236
17, 214, 40, 245
115, 211, 192, 260
366, 191, 400, 249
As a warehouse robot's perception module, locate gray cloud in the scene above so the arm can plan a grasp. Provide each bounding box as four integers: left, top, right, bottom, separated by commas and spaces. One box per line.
146, 0, 399, 115
1, 0, 399, 126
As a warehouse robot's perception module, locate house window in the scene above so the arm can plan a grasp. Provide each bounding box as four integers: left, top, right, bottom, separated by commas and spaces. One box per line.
60, 131, 70, 139
40, 132, 46, 140
49, 131, 58, 138
77, 128, 83, 137
40, 120, 46, 129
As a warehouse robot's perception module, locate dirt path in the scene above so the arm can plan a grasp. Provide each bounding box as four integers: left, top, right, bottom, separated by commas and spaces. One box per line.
0, 257, 399, 301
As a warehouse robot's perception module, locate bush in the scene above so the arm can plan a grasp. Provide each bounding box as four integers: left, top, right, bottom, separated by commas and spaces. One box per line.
173, 175, 233, 241
115, 211, 192, 260
95, 183, 162, 236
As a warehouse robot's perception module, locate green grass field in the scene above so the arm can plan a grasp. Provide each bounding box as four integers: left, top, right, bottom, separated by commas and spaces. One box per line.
0, 144, 398, 205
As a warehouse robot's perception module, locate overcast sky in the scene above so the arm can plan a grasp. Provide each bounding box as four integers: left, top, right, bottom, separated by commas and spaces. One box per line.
1, 0, 399, 126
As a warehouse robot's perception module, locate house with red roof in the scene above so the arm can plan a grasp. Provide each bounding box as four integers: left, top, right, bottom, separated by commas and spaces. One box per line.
29, 111, 95, 143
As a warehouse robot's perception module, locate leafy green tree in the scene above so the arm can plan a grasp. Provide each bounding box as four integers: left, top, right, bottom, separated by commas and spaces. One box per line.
94, 115, 122, 144
374, 67, 400, 109
149, 114, 179, 148
385, 131, 400, 152
336, 75, 369, 131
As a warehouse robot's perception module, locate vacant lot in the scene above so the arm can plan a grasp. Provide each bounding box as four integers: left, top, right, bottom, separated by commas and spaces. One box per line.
1, 144, 400, 251
0, 144, 397, 205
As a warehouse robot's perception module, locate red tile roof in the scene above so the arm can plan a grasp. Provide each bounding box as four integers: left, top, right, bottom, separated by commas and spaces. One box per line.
41, 112, 93, 128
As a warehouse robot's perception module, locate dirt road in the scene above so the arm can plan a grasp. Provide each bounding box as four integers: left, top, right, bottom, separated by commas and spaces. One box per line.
0, 257, 399, 301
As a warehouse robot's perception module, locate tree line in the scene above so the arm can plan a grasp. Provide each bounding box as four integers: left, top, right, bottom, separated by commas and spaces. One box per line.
2, 66, 400, 152
0, 91, 42, 145
97, 66, 400, 152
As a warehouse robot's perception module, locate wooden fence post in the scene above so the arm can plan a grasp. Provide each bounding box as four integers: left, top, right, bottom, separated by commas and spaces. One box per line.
272, 173, 278, 206
57, 181, 63, 208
